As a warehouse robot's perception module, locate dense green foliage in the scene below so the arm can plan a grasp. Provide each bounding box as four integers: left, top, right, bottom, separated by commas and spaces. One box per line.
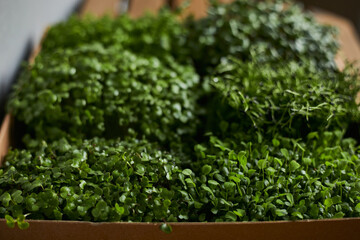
1, 131, 360, 223
186, 132, 360, 221
8, 44, 199, 145
41, 11, 190, 65
184, 0, 339, 75
2, 0, 360, 227
207, 58, 360, 140
0, 138, 185, 222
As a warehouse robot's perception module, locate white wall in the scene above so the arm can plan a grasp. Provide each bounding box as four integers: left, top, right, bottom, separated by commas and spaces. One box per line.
0, 0, 82, 119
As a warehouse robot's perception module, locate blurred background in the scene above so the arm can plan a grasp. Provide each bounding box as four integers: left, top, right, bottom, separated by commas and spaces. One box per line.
0, 0, 360, 121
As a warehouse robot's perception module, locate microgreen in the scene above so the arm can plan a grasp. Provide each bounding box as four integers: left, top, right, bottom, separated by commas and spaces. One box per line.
2, 0, 360, 227
207, 58, 360, 142
8, 44, 199, 148
182, 132, 360, 221
184, 0, 339, 75
4, 214, 29, 229
160, 223, 173, 234
0, 138, 186, 222
41, 9, 190, 65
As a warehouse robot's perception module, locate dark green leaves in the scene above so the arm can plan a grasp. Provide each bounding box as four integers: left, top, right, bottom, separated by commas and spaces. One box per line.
60, 187, 73, 199
11, 190, 23, 204
41, 11, 190, 65
281, 149, 290, 160
201, 165, 212, 175
2, 0, 360, 226
185, 0, 339, 75
0, 193, 11, 207
225, 211, 237, 221
135, 164, 146, 176
9, 45, 200, 146
209, 58, 360, 142
187, 132, 360, 221
0, 138, 184, 223
92, 200, 109, 220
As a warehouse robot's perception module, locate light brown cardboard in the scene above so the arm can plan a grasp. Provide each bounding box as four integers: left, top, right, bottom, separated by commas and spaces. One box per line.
0, 114, 11, 167
0, 0, 360, 239
1, 218, 360, 240
80, 0, 121, 17
314, 10, 360, 71
173, 0, 208, 18
129, 0, 166, 18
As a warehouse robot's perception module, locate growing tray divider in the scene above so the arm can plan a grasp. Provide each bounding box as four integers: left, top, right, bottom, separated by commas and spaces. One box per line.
80, 0, 121, 17
314, 10, 360, 71
80, 0, 166, 18
129, 0, 167, 18
0, 115, 11, 167
1, 0, 360, 239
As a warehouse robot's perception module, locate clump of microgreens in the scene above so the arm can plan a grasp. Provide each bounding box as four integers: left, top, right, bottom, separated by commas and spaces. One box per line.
2, 0, 360, 230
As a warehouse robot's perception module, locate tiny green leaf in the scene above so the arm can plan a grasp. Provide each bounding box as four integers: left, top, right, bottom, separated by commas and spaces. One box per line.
302, 158, 312, 166
257, 160, 267, 170
355, 203, 360, 213
332, 212, 345, 219
272, 139, 280, 147
115, 203, 124, 215
280, 148, 289, 160
182, 169, 193, 176
208, 180, 219, 186
0, 193, 11, 207
160, 223, 172, 234
292, 212, 303, 219
5, 215, 15, 228
275, 209, 288, 217
18, 221, 30, 230
324, 198, 333, 208
289, 160, 300, 172
201, 165, 212, 175
225, 211, 237, 221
